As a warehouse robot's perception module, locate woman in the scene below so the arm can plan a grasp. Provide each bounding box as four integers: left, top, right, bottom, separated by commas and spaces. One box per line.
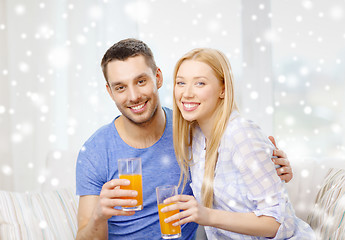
162, 48, 315, 239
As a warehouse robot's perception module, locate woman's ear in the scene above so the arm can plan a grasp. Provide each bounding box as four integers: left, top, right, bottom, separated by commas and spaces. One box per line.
219, 87, 225, 99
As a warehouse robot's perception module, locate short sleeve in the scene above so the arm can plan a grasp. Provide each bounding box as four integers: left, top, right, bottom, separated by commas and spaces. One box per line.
76, 144, 107, 196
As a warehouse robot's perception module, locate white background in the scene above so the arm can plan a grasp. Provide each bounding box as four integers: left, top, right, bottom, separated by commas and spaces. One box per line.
0, 0, 344, 192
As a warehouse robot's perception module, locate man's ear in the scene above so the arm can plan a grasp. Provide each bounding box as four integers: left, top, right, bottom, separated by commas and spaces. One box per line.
106, 83, 115, 101
155, 68, 163, 89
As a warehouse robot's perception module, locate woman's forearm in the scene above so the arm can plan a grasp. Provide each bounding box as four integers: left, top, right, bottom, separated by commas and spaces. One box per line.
206, 208, 280, 238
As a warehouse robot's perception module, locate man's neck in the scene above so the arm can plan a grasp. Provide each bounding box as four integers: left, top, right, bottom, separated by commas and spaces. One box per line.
115, 107, 166, 149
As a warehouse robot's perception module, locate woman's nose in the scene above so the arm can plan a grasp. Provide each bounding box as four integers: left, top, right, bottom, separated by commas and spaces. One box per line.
182, 84, 194, 98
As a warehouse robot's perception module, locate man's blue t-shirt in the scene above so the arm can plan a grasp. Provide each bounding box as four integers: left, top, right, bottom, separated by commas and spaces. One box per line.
76, 107, 198, 240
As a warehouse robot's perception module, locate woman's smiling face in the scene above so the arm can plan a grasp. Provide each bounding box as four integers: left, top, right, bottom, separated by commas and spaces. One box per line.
174, 59, 224, 127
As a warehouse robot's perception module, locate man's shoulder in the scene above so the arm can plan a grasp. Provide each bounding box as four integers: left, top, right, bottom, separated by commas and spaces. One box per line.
163, 106, 173, 117
83, 120, 116, 146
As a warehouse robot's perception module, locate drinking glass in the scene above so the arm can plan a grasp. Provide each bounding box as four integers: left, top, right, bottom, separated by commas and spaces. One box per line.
156, 185, 181, 239
118, 157, 143, 211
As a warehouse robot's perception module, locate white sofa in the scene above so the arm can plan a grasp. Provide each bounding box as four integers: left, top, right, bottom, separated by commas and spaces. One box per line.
1, 158, 345, 239
0, 187, 78, 239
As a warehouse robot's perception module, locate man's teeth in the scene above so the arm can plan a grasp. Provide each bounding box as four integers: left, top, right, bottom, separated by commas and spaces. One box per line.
131, 103, 145, 110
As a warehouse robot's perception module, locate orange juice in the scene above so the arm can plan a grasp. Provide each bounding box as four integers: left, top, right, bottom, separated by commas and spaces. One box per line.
158, 203, 181, 236
119, 174, 143, 209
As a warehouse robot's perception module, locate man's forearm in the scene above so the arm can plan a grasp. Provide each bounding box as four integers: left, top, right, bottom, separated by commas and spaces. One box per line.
76, 217, 108, 240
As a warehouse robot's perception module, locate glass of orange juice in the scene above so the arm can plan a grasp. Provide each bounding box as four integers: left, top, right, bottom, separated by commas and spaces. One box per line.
156, 185, 181, 239
118, 158, 143, 211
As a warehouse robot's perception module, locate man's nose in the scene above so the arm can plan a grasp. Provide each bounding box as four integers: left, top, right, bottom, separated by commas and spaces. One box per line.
128, 86, 141, 102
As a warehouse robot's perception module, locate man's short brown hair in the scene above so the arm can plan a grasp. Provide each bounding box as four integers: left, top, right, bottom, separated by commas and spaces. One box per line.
101, 38, 157, 83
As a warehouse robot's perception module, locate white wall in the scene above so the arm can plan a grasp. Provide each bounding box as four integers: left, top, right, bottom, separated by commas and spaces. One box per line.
0, 0, 13, 191
0, 0, 344, 192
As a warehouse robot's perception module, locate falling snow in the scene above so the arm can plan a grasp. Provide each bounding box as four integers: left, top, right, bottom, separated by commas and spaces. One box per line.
0, 4, 344, 238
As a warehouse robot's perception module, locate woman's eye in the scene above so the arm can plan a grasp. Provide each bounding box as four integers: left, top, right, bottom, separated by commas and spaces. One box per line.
196, 82, 205, 86
176, 81, 185, 85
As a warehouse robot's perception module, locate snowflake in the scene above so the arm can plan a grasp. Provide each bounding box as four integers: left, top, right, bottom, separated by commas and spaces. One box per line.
67, 127, 75, 135
329, 5, 343, 20
2, 165, 13, 175
301, 169, 309, 178
250, 91, 258, 100
265, 106, 274, 115
0, 105, 5, 114
89, 5, 103, 20
265, 196, 273, 204
304, 106, 312, 114
296, 16, 303, 22
125, 1, 150, 23
51, 178, 60, 187
76, 34, 87, 45
53, 151, 62, 159
160, 155, 171, 166
228, 200, 236, 208
12, 133, 23, 143
37, 175, 46, 184
39, 220, 48, 229
15, 4, 25, 15
19, 62, 30, 72
284, 116, 295, 126
48, 134, 57, 143
331, 124, 342, 133
277, 75, 286, 83
302, 0, 313, 9
37, 25, 54, 39
48, 47, 70, 68
207, 20, 220, 32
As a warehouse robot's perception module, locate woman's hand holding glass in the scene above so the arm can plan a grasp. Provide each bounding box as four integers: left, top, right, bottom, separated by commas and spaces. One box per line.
161, 194, 210, 227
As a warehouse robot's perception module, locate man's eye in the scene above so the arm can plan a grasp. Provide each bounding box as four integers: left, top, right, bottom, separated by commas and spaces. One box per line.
138, 79, 146, 85
115, 86, 125, 91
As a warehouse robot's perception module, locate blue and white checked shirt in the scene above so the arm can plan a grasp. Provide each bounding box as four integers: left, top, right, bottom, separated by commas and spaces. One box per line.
190, 111, 315, 239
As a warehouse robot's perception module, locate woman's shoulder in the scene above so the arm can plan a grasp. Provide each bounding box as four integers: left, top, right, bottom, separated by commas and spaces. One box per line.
222, 111, 269, 148
224, 111, 261, 135
192, 126, 205, 152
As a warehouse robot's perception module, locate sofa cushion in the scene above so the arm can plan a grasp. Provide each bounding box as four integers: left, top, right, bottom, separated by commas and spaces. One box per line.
307, 168, 345, 239
0, 187, 78, 240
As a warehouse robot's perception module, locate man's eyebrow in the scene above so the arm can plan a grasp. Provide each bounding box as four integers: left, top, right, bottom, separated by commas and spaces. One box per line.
109, 81, 122, 87
134, 73, 151, 80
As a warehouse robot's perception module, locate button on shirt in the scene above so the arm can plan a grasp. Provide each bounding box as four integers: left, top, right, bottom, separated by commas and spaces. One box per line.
189, 111, 315, 239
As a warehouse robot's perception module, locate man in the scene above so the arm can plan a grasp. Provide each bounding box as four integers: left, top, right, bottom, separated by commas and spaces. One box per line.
76, 38, 292, 240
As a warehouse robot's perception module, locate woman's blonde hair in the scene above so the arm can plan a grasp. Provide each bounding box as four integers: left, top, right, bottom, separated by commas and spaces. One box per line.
173, 48, 237, 208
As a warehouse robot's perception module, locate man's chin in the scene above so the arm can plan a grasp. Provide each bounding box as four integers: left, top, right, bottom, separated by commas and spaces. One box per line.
128, 116, 153, 127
